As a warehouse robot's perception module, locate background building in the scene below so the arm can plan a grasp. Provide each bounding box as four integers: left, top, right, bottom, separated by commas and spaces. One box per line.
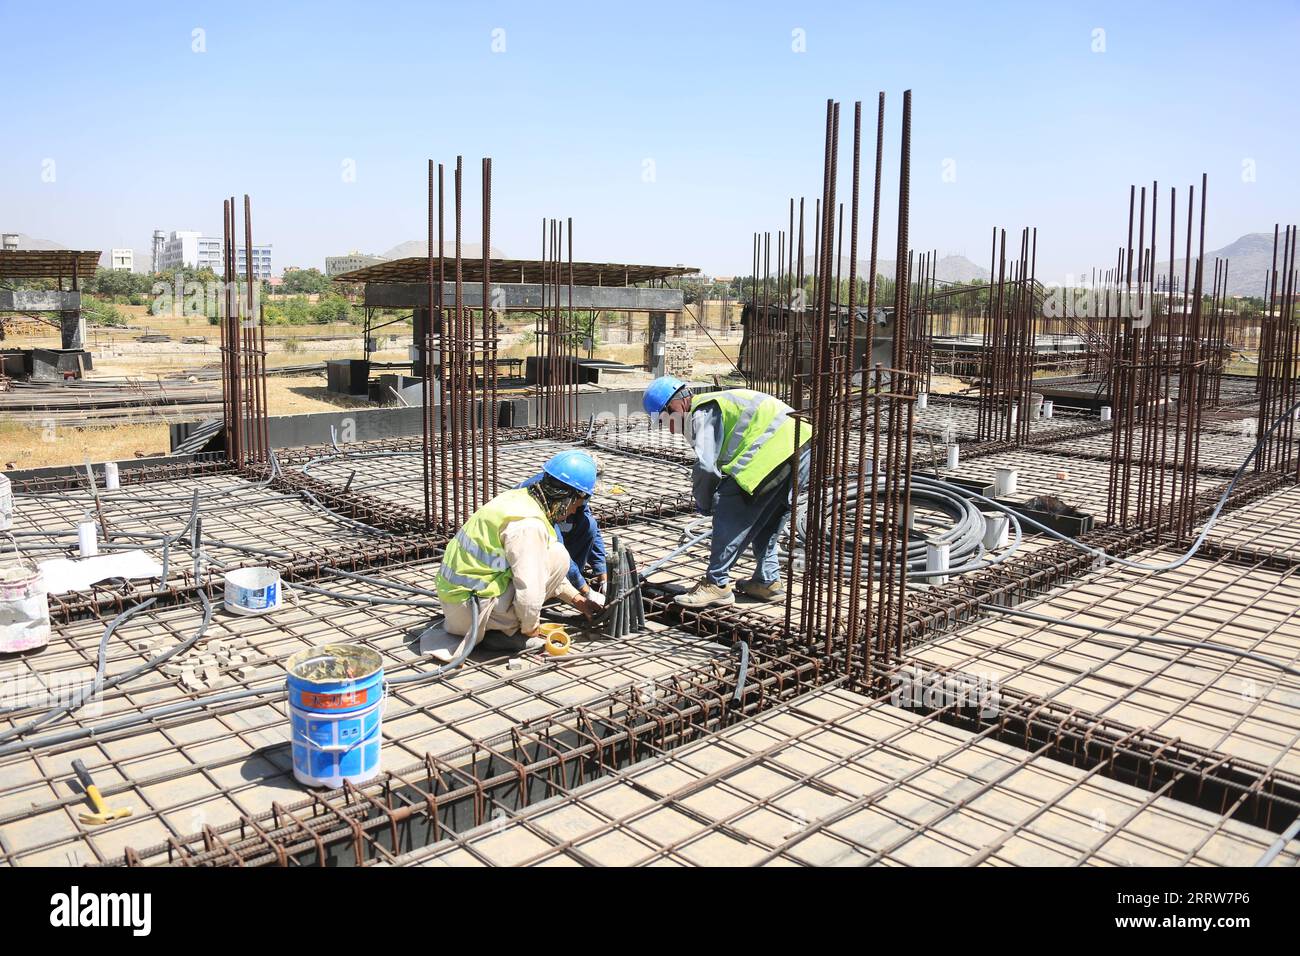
154, 231, 270, 277
326, 252, 386, 277
110, 248, 134, 271
151, 230, 166, 272
233, 244, 273, 280
156, 231, 205, 272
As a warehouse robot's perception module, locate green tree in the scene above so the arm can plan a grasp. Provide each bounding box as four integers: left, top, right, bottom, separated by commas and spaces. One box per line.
84, 298, 128, 327
267, 296, 313, 325
281, 267, 332, 295
312, 294, 352, 324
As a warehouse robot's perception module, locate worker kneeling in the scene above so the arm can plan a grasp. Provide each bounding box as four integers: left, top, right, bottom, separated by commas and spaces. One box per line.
435, 451, 603, 656
643, 376, 812, 608
517, 455, 608, 600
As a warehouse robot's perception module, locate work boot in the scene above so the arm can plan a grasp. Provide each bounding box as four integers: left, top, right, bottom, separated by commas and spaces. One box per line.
736, 578, 785, 602
478, 630, 545, 654
674, 580, 735, 609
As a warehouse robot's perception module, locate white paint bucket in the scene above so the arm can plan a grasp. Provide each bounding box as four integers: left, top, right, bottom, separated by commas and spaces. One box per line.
224, 567, 284, 615
0, 562, 50, 654
0, 474, 12, 531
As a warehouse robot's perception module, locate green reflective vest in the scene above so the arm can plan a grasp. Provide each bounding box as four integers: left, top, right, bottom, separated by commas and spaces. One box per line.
691, 388, 812, 494
436, 488, 556, 602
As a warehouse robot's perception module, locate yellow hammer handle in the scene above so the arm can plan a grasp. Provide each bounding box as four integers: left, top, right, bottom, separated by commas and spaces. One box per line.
85, 785, 108, 814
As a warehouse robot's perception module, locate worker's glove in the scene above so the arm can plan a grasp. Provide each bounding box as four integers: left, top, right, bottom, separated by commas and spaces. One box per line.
573, 595, 601, 620
589, 573, 607, 592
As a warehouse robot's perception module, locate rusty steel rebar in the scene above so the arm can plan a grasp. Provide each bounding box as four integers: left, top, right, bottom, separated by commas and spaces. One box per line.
217, 194, 269, 472
768, 94, 919, 684
1104, 176, 1211, 540
417, 155, 499, 532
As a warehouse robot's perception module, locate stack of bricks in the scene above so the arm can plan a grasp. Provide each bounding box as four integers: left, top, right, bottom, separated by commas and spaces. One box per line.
663, 340, 693, 378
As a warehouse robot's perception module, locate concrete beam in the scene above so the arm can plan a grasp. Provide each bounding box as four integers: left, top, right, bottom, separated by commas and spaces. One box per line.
364, 281, 683, 313
0, 289, 81, 312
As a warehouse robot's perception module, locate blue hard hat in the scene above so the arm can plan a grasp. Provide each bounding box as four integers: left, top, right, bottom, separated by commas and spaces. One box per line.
643, 375, 687, 416
542, 451, 598, 496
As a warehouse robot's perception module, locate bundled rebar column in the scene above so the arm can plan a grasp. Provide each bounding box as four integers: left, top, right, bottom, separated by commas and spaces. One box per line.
780, 93, 919, 688
219, 194, 269, 470
975, 226, 1038, 444
1256, 223, 1299, 475
421, 156, 500, 533
1106, 176, 1209, 542
534, 218, 579, 436
741, 201, 810, 404
599, 536, 644, 639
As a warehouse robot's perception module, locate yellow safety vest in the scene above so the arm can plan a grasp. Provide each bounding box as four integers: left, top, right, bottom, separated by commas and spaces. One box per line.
436, 488, 556, 602
691, 388, 812, 494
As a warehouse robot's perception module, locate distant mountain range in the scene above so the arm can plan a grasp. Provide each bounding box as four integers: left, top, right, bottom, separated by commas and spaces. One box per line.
3, 232, 69, 251
802, 254, 989, 285
1155, 232, 1285, 299
380, 240, 508, 261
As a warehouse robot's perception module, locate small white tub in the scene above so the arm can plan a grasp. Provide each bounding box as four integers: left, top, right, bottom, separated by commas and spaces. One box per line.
224, 567, 284, 615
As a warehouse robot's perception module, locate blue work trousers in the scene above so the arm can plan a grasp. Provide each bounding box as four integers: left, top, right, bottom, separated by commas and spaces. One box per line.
706, 446, 811, 586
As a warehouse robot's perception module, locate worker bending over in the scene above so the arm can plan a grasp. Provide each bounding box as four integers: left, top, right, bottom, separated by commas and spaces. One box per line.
643, 376, 812, 609
435, 451, 603, 655
517, 456, 608, 599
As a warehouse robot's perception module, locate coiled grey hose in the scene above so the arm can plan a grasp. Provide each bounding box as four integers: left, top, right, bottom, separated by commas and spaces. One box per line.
640, 479, 1023, 582
789, 475, 1024, 580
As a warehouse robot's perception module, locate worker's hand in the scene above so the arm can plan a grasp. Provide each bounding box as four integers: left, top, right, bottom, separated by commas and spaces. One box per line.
572, 595, 601, 620
589, 573, 607, 592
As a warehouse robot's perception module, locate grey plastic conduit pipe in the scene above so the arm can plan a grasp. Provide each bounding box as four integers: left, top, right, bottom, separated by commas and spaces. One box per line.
0, 596, 478, 759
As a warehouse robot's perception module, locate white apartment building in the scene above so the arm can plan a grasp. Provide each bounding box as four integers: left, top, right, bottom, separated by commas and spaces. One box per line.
233, 245, 274, 280
155, 230, 271, 278
156, 231, 211, 272
110, 248, 134, 271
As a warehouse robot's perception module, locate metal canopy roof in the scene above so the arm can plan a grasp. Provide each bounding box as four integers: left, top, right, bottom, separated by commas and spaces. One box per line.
0, 250, 101, 280
333, 257, 698, 287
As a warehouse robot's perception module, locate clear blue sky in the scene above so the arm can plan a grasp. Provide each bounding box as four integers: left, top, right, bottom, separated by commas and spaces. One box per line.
2, 0, 1296, 283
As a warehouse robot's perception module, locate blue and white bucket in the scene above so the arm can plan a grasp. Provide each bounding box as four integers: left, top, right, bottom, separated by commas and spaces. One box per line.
285, 643, 384, 789
224, 567, 283, 615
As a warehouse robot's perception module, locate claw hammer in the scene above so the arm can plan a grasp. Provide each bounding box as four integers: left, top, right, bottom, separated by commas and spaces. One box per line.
73, 759, 132, 826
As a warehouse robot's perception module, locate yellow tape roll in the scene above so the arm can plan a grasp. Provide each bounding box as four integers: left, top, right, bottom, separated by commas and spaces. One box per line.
538, 622, 571, 657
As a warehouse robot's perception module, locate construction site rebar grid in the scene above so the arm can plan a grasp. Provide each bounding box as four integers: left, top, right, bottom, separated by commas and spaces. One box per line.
391, 684, 1299, 867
